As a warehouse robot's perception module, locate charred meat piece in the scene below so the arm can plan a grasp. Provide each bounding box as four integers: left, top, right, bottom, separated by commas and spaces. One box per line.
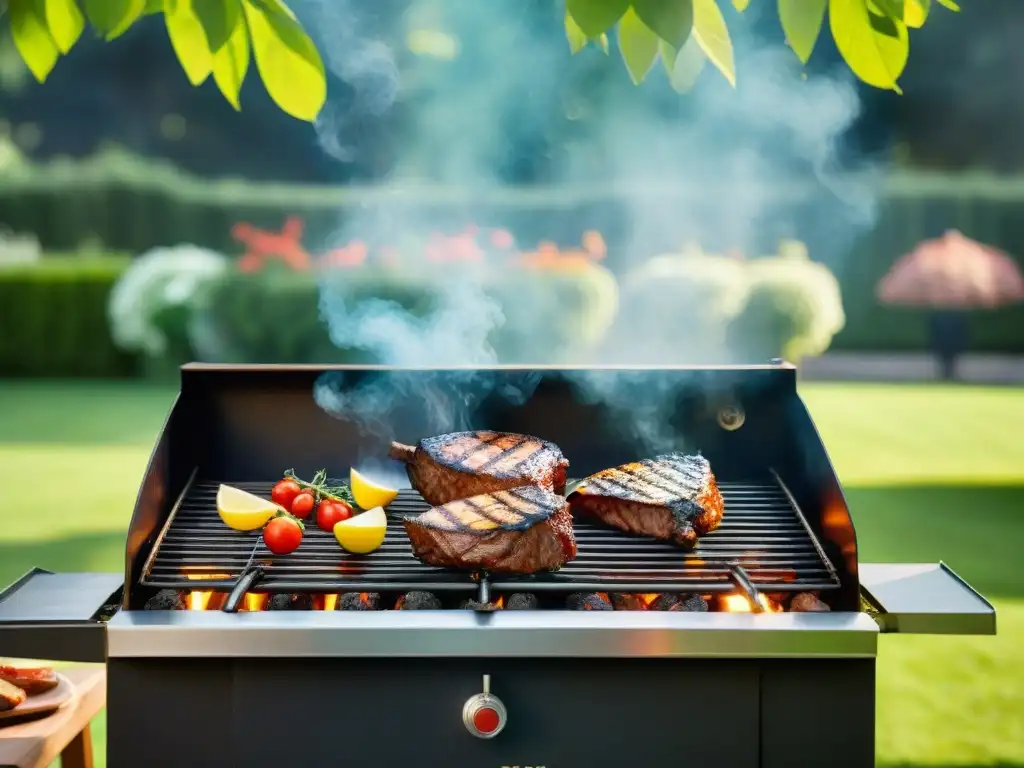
144, 590, 187, 611
568, 453, 724, 548
337, 592, 381, 611
0, 665, 59, 696
790, 592, 830, 612
389, 431, 568, 506
0, 679, 27, 711
268, 593, 314, 611
566, 592, 613, 611
505, 593, 540, 611
403, 485, 577, 574
395, 591, 442, 610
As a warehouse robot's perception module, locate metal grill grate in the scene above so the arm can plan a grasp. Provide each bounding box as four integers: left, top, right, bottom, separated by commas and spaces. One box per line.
140, 478, 840, 594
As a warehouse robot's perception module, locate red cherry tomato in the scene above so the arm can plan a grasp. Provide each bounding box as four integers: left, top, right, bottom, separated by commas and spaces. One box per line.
290, 491, 315, 519
271, 479, 302, 510
263, 515, 303, 555
316, 499, 354, 532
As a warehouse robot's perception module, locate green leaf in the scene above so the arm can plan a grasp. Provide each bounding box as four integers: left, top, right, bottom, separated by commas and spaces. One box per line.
597, 32, 609, 53
733, 0, 750, 10
165, 0, 213, 85
242, 0, 326, 122
869, 8, 900, 37
904, 0, 928, 26
617, 6, 660, 84
565, 10, 587, 53
251, 0, 295, 19
9, 0, 59, 81
566, 0, 630, 37
83, 0, 146, 39
935, 0, 958, 10
143, 0, 164, 13
44, 0, 84, 53
213, 8, 249, 109
631, 0, 693, 48
195, 0, 240, 52
873, 0, 904, 18
778, 0, 827, 64
660, 34, 706, 92
829, 0, 909, 92
692, 0, 735, 86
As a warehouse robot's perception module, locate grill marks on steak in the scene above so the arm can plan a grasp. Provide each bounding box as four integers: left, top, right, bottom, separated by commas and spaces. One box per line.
389, 431, 568, 506
403, 485, 577, 574
568, 453, 724, 548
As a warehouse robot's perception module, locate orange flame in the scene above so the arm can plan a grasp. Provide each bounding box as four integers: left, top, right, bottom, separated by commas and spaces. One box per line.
185, 573, 232, 612
242, 593, 269, 612
321, 594, 340, 611
721, 594, 784, 613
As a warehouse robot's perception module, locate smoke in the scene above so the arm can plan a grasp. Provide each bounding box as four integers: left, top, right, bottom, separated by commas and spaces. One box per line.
294, 0, 880, 442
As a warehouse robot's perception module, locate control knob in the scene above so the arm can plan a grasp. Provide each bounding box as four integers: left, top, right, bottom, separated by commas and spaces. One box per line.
463, 675, 507, 739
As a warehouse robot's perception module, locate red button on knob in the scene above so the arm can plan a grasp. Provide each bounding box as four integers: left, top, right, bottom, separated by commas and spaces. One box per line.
473, 706, 501, 735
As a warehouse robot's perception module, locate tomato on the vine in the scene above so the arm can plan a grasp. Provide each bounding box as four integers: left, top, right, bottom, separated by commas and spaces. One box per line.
316, 499, 353, 532
263, 514, 303, 555
271, 479, 302, 510
290, 491, 315, 519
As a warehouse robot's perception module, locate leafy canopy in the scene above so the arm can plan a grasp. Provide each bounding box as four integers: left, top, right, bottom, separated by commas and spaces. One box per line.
2, 0, 960, 122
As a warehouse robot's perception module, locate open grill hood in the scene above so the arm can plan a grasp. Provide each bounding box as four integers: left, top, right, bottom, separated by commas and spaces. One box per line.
0, 363, 996, 662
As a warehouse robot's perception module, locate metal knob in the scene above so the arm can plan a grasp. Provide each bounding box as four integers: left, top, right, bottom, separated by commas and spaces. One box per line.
463, 674, 507, 739
717, 405, 746, 431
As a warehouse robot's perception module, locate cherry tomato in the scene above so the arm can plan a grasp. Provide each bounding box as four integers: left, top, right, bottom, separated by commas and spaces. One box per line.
271, 479, 302, 510
316, 499, 353, 533
263, 515, 303, 555
290, 491, 315, 519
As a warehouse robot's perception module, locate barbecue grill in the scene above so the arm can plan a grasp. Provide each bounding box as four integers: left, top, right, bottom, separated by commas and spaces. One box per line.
0, 363, 996, 768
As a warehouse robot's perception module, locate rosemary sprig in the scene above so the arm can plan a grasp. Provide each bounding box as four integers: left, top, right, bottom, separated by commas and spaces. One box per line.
284, 468, 355, 505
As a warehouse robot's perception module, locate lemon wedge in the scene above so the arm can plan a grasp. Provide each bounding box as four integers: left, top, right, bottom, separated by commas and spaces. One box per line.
350, 468, 399, 509
216, 484, 281, 531
333, 506, 388, 554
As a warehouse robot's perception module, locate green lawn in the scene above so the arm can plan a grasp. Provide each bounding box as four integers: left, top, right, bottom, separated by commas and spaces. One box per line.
1, 380, 1022, 767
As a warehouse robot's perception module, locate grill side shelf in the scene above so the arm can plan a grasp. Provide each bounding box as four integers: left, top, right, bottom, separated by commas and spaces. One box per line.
139, 479, 842, 595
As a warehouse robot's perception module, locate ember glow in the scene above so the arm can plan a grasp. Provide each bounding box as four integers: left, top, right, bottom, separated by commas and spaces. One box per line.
185, 573, 232, 611
721, 594, 784, 613
242, 593, 269, 612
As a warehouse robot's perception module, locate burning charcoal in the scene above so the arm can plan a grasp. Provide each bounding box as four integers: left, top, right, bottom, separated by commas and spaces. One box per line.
395, 591, 442, 610
144, 590, 186, 611
337, 592, 381, 611
565, 592, 613, 611
647, 594, 681, 612
268, 593, 314, 611
505, 593, 539, 611
610, 593, 647, 611
459, 598, 502, 612
789, 593, 830, 613
668, 595, 709, 612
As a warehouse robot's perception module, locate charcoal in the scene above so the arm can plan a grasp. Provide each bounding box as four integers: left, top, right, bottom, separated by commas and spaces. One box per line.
144, 590, 186, 611
565, 592, 613, 611
668, 595, 709, 612
610, 593, 647, 611
396, 591, 442, 610
789, 592, 830, 612
337, 592, 381, 611
505, 593, 540, 611
647, 594, 681, 611
459, 599, 502, 612
268, 593, 314, 611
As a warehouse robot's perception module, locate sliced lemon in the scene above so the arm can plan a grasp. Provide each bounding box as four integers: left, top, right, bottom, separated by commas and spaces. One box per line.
333, 506, 388, 554
349, 468, 399, 510
216, 484, 281, 531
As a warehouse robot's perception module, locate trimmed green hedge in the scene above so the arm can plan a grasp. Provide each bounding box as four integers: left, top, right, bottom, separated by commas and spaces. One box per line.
0, 255, 138, 377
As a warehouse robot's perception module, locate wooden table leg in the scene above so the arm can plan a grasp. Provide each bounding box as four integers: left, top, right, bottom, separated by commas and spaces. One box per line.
59, 724, 93, 768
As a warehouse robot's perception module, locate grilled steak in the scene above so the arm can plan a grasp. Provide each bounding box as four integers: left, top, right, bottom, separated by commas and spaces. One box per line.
0, 679, 27, 711
568, 453, 724, 548
0, 665, 58, 696
403, 485, 577, 574
389, 431, 568, 506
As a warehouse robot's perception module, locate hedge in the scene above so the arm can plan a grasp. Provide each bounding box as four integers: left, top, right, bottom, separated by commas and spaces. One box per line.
0, 255, 138, 378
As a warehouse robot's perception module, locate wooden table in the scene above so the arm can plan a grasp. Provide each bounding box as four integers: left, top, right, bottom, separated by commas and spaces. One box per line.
0, 667, 105, 768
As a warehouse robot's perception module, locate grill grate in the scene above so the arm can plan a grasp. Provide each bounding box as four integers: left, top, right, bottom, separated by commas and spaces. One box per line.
140, 477, 840, 594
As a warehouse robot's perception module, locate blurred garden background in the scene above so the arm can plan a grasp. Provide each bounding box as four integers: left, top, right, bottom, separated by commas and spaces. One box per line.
1, 0, 1022, 765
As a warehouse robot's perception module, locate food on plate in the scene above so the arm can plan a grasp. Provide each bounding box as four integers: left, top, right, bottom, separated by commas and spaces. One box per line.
0, 665, 59, 696
568, 453, 724, 548
402, 485, 576, 574
268, 593, 314, 611
349, 468, 399, 510
333, 506, 387, 554
0, 679, 27, 711
271, 479, 303, 510
263, 513, 304, 555
290, 491, 315, 519
144, 589, 187, 611
389, 430, 568, 506
316, 498, 353, 532
217, 484, 283, 531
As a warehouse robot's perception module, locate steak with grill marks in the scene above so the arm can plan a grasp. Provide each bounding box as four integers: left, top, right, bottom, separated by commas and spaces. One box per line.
403, 485, 577, 573
389, 431, 568, 506
568, 453, 724, 548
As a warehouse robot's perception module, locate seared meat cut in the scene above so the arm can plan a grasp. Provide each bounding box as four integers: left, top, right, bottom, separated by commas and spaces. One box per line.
0, 679, 26, 711
0, 665, 58, 696
403, 485, 577, 574
389, 431, 568, 506
568, 453, 724, 548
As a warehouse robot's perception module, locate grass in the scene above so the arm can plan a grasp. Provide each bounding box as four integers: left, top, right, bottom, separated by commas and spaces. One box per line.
0, 380, 1022, 767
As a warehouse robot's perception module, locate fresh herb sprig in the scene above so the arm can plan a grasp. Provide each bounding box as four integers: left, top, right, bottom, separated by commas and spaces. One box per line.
283, 468, 355, 505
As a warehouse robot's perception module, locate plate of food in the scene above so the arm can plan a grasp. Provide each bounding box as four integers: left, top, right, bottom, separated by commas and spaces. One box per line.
0, 665, 75, 721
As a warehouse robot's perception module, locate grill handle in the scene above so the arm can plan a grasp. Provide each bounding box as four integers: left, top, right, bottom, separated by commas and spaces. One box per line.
223, 566, 266, 613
